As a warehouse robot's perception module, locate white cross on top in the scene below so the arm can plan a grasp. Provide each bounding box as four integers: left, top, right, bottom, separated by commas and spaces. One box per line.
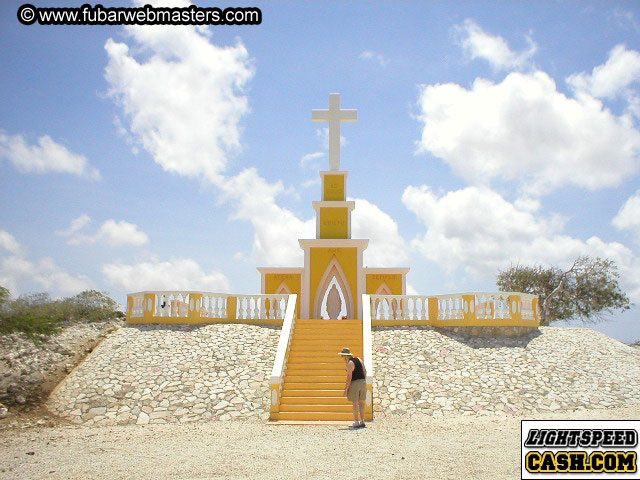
312, 93, 357, 171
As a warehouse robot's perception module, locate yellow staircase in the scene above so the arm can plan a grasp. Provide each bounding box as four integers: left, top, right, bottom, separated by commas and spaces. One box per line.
272, 319, 364, 421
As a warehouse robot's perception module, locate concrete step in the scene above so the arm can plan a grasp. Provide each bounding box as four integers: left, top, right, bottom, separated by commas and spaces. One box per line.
285, 368, 344, 376
283, 381, 343, 389
281, 389, 343, 397
286, 360, 346, 367
279, 404, 352, 412
270, 411, 355, 421
285, 375, 344, 383
297, 319, 361, 325
289, 345, 363, 353
291, 337, 362, 343
286, 361, 345, 368
280, 396, 349, 405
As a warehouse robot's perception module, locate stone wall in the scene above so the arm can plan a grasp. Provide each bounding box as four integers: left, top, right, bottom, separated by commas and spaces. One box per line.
372, 325, 640, 417
47, 324, 280, 425
45, 323, 640, 425
440, 325, 538, 337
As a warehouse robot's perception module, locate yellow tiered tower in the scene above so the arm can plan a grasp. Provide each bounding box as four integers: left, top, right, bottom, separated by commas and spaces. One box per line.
261, 94, 409, 421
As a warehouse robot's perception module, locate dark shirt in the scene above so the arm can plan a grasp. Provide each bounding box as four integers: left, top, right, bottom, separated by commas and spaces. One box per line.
350, 357, 365, 381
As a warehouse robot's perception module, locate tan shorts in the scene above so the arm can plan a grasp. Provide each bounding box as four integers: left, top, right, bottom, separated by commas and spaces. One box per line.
347, 379, 367, 403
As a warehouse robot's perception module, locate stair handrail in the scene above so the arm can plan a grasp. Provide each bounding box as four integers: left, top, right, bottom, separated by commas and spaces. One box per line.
362, 294, 374, 418
269, 294, 297, 414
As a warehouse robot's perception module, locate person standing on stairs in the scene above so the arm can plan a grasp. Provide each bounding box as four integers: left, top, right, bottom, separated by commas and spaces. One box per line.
339, 347, 367, 429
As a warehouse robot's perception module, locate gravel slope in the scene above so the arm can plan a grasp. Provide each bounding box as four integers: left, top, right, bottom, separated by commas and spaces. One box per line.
1, 405, 639, 480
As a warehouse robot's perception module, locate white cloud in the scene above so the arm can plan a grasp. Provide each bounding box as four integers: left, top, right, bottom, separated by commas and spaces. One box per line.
415, 70, 640, 195
102, 9, 398, 273
94, 220, 149, 247
350, 197, 408, 267
55, 214, 91, 238
613, 8, 640, 33
455, 19, 536, 71
102, 258, 231, 292
301, 178, 320, 189
0, 230, 91, 296
104, 14, 313, 267
300, 151, 324, 169
57, 215, 149, 247
359, 50, 388, 67
220, 168, 315, 266
567, 44, 640, 99
402, 185, 638, 299
0, 131, 101, 180
104, 18, 253, 184
0, 230, 23, 255
613, 189, 640, 241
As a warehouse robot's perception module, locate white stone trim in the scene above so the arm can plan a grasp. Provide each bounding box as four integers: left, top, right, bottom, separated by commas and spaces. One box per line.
256, 267, 304, 274
357, 245, 365, 319
311, 201, 356, 211
299, 239, 369, 249
301, 244, 311, 319
363, 267, 410, 274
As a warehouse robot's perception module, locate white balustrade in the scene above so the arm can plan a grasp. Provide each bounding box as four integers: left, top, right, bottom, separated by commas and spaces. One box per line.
369, 292, 539, 324
494, 293, 510, 319
270, 294, 298, 414
520, 294, 537, 320
438, 294, 464, 320
235, 294, 289, 320
129, 293, 144, 318
201, 293, 227, 318
153, 291, 190, 318
127, 291, 291, 321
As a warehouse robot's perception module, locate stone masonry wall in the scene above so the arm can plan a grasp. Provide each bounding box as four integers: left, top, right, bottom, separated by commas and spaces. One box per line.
372, 326, 640, 417
46, 323, 640, 425
47, 324, 280, 425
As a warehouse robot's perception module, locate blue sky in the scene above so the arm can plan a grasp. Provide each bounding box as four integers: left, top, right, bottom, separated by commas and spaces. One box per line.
2, 1, 640, 342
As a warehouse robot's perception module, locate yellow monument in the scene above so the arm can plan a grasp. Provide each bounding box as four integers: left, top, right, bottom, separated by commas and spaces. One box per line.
258, 93, 409, 320
126, 93, 539, 422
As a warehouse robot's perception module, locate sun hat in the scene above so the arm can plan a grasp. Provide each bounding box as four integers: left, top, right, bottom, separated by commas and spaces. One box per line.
338, 347, 353, 356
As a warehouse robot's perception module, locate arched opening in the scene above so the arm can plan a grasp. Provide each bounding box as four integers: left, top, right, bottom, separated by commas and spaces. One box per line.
313, 256, 353, 319
320, 277, 348, 319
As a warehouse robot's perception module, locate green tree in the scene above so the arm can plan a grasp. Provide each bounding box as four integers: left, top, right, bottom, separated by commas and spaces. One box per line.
64, 290, 122, 322
0, 285, 9, 308
496, 256, 631, 326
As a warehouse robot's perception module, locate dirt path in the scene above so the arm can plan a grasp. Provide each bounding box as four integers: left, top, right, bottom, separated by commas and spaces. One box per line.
2, 405, 639, 480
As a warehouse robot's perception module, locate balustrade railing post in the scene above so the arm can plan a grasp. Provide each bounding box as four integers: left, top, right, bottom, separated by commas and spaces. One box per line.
143, 292, 156, 322
428, 297, 438, 323
462, 294, 476, 324
227, 296, 238, 321
126, 295, 134, 321
532, 296, 539, 323
188, 293, 202, 322
508, 294, 522, 322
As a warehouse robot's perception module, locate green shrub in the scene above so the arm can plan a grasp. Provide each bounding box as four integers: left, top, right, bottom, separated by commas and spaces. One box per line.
0, 286, 9, 307
63, 290, 122, 322
0, 287, 122, 339
0, 292, 66, 338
